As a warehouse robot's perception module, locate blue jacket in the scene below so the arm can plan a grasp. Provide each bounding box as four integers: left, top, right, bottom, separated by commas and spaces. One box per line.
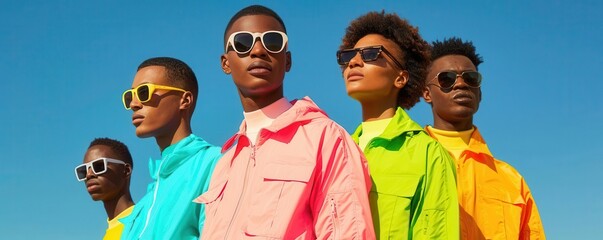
121, 134, 221, 240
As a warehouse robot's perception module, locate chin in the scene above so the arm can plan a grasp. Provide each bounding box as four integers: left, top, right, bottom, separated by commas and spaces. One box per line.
135, 127, 154, 138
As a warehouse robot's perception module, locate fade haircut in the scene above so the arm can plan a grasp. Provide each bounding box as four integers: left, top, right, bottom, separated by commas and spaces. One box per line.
340, 11, 431, 109
138, 57, 199, 107
431, 37, 483, 70
223, 5, 287, 46
89, 138, 134, 168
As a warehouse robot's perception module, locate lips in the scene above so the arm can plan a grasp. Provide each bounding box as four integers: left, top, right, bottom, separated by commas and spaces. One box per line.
86, 181, 100, 192
452, 91, 474, 103
346, 70, 364, 81
247, 61, 272, 76
132, 113, 144, 126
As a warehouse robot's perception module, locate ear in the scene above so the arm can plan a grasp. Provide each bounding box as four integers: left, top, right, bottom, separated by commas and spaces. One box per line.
285, 51, 292, 72
180, 91, 194, 110
394, 70, 409, 90
423, 85, 432, 103
221, 54, 231, 74
124, 164, 132, 178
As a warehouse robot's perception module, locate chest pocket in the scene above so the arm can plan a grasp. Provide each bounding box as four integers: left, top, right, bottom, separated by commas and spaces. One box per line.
476, 186, 525, 239
370, 174, 422, 239
194, 179, 228, 223
244, 162, 315, 238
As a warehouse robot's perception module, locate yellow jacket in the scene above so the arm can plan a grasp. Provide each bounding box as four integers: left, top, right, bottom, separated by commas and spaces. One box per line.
426, 126, 545, 240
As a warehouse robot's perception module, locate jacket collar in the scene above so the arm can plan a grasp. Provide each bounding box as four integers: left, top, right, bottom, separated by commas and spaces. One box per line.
222, 96, 327, 153
352, 107, 423, 142
149, 134, 211, 178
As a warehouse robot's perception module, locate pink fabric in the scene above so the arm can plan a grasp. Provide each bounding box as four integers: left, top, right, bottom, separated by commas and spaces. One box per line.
195, 97, 375, 239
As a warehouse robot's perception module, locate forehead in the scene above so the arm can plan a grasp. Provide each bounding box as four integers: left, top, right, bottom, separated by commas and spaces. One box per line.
132, 65, 169, 88
430, 55, 476, 72
227, 14, 285, 36
83, 145, 114, 163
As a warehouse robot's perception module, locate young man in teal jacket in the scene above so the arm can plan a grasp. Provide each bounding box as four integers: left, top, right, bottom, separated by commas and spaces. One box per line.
337, 12, 459, 239
119, 57, 222, 239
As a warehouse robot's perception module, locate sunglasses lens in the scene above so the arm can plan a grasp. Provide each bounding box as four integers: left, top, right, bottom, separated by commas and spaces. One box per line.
137, 85, 150, 102
92, 159, 106, 174
337, 50, 357, 65
262, 32, 284, 52
233, 33, 254, 53
123, 91, 133, 109
462, 71, 482, 87
76, 165, 87, 180
437, 72, 457, 88
361, 48, 381, 62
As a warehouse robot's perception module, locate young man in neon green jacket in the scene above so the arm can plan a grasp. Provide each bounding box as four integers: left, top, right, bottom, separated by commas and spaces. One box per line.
337, 12, 459, 239
119, 57, 222, 239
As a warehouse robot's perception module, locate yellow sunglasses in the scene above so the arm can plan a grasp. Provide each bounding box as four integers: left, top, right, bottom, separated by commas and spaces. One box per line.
122, 83, 187, 110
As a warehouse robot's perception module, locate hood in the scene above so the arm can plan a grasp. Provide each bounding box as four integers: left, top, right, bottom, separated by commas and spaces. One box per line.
149, 134, 213, 178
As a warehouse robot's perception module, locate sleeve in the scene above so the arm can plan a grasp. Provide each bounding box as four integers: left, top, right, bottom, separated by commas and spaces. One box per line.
519, 178, 546, 240
312, 123, 376, 239
413, 142, 459, 239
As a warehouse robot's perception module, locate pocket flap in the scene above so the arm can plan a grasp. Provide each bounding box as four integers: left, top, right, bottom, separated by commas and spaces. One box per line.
261, 162, 314, 183
371, 174, 422, 197
193, 179, 227, 204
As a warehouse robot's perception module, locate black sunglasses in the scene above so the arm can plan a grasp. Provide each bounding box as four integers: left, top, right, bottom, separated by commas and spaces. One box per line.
336, 45, 404, 70
431, 71, 482, 89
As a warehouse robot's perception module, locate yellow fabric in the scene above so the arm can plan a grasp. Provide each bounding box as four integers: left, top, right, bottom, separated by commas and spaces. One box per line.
103, 205, 134, 240
358, 118, 391, 150
426, 126, 473, 159
427, 126, 546, 240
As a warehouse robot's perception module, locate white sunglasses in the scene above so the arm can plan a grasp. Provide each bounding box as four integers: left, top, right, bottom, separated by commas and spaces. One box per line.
74, 158, 127, 181
225, 31, 288, 54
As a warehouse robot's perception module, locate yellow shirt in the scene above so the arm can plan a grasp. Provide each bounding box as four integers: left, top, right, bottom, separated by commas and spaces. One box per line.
426, 126, 545, 240
103, 205, 134, 240
358, 118, 391, 150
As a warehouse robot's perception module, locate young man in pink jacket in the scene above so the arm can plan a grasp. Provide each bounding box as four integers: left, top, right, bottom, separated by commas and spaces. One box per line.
195, 5, 375, 239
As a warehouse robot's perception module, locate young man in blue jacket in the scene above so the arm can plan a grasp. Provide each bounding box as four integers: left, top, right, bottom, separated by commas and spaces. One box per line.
119, 57, 222, 239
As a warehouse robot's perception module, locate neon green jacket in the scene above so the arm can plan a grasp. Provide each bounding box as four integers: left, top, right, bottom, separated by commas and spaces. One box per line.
351, 107, 459, 239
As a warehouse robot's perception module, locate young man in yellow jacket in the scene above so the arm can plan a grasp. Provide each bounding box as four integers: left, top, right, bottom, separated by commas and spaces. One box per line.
423, 37, 545, 239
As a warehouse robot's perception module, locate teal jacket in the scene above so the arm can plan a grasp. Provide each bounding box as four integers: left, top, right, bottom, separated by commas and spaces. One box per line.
120, 134, 221, 240
352, 108, 459, 239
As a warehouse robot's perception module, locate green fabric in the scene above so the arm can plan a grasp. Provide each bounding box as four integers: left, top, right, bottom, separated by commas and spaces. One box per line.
352, 107, 459, 240
120, 134, 221, 240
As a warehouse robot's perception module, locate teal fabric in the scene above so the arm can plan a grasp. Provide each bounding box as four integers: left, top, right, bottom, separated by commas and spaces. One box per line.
120, 134, 222, 240
351, 108, 459, 239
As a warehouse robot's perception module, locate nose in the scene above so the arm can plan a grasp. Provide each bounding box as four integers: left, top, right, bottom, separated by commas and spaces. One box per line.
249, 37, 268, 57
85, 166, 96, 180
347, 52, 364, 68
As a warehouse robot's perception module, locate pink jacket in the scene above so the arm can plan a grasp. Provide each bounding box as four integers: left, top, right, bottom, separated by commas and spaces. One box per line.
195, 97, 375, 239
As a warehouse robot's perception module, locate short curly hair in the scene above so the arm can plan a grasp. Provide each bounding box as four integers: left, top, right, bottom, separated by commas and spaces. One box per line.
339, 11, 430, 109
89, 138, 133, 169
431, 37, 483, 70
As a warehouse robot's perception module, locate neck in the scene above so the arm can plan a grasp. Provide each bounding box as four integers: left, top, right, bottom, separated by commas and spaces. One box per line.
103, 192, 134, 220
238, 88, 284, 112
360, 99, 398, 122
433, 116, 474, 131
156, 120, 192, 152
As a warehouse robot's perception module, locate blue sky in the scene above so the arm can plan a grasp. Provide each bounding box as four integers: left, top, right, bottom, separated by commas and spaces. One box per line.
1, 0, 601, 239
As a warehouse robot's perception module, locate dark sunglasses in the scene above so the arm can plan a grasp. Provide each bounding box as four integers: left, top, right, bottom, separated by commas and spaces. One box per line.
431, 71, 482, 89
336, 45, 404, 70
74, 158, 127, 181
122, 83, 187, 110
225, 31, 288, 54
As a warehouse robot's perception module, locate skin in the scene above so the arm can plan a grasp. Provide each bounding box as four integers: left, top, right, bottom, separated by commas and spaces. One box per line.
83, 145, 134, 220
342, 34, 408, 121
423, 55, 481, 131
221, 14, 292, 112
129, 66, 194, 151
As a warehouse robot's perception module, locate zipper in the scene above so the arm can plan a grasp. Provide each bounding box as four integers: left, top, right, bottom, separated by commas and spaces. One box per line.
138, 157, 166, 239
225, 144, 256, 239
330, 197, 340, 239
